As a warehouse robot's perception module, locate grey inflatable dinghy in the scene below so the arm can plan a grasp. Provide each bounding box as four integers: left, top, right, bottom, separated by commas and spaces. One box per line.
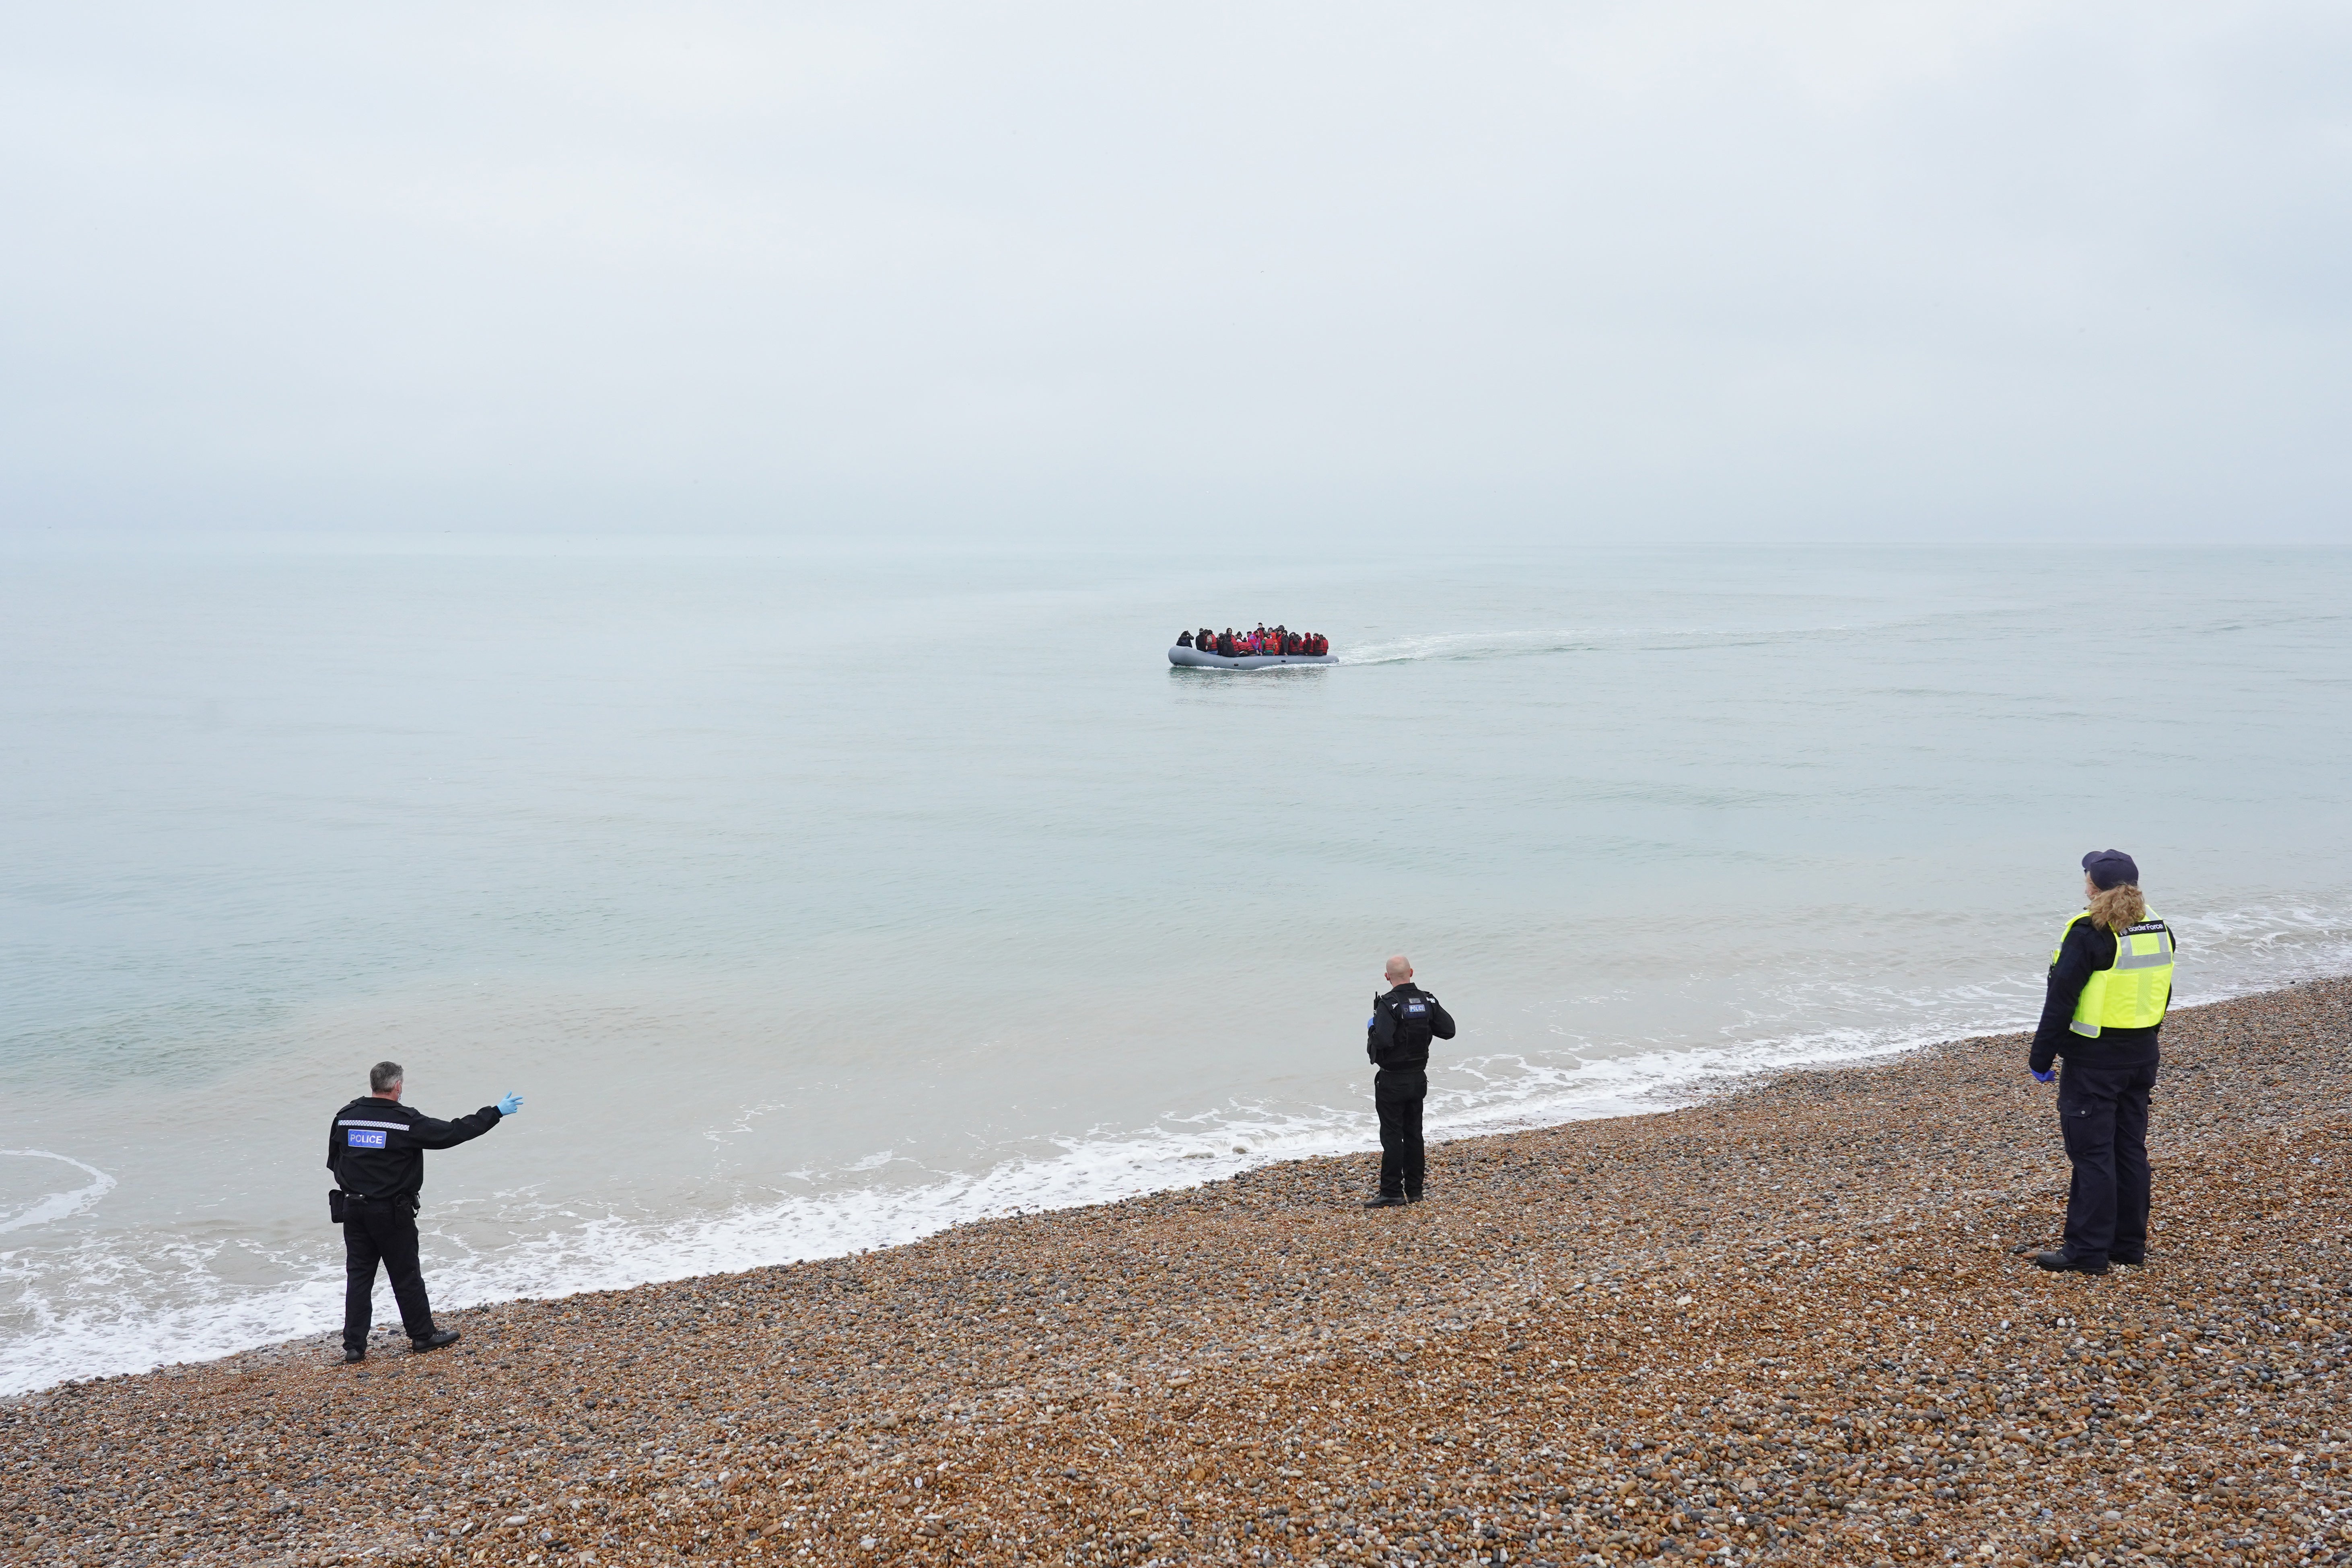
1169, 645, 1338, 669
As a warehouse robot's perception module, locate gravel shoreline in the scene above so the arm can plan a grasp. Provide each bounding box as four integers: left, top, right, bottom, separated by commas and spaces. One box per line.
10, 977, 2352, 1568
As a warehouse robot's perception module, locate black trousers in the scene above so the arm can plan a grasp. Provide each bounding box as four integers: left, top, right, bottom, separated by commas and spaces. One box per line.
342, 1199, 436, 1352
1374, 1068, 1427, 1199
2058, 1056, 2158, 1264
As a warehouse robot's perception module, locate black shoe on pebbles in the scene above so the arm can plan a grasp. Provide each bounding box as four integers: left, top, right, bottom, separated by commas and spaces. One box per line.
2031, 1250, 2109, 1276
412, 1329, 462, 1353
1362, 1194, 1409, 1209
341, 1348, 365, 1365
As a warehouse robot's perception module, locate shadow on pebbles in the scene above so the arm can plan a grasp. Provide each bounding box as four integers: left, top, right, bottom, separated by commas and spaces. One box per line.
10, 979, 2352, 1568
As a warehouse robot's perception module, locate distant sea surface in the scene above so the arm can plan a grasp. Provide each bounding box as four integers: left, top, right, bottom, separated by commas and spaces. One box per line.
4, 541, 2348, 1393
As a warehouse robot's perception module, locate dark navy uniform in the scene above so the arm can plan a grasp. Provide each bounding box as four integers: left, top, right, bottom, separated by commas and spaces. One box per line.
327, 1096, 505, 1356
2029, 915, 2177, 1269
1366, 984, 1456, 1201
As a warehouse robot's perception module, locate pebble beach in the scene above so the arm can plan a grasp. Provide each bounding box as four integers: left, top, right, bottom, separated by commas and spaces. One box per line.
10, 977, 2352, 1568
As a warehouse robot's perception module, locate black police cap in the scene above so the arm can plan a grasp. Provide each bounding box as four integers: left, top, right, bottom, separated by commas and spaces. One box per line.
2081, 849, 2139, 890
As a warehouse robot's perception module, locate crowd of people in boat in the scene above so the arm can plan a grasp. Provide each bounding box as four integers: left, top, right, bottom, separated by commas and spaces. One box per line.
1176, 623, 1330, 657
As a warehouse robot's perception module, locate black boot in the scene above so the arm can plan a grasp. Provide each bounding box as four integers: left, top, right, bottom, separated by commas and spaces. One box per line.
2031, 1250, 2109, 1276
1362, 1194, 1409, 1209
412, 1329, 462, 1352
341, 1348, 366, 1365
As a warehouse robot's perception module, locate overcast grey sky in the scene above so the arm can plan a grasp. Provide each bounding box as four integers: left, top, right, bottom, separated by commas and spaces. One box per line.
2, 3, 2346, 545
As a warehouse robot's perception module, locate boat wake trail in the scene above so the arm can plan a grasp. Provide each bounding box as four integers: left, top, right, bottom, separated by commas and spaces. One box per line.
1337, 630, 1605, 665
1335, 624, 1835, 666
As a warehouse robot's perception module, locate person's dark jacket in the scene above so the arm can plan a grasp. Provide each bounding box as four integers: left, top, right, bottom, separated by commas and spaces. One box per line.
1177, 630, 1194, 648
1368, 984, 1456, 1069
2029, 920, 2178, 1073
327, 1096, 505, 1204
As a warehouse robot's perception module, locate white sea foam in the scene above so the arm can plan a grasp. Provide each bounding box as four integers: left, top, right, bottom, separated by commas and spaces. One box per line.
6, 908, 2349, 1396
7, 953, 2349, 1395
0, 992, 2143, 1395
0, 1152, 116, 1236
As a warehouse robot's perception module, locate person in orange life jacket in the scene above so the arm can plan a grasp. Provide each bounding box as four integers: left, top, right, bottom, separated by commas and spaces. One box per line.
327, 1061, 522, 1363
2025, 850, 2178, 1276
1363, 955, 1457, 1208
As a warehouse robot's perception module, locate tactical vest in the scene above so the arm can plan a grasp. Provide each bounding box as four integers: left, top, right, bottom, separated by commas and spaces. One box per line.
2051, 907, 2175, 1037
1383, 988, 1440, 1054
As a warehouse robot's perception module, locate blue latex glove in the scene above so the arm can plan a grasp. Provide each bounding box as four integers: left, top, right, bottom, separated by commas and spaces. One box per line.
2031, 1069, 2057, 1084
497, 1091, 525, 1115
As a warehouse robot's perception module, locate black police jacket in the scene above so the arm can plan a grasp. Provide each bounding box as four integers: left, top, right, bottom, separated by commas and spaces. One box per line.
327, 1096, 505, 1203
1368, 984, 1456, 1069
2028, 920, 2179, 1074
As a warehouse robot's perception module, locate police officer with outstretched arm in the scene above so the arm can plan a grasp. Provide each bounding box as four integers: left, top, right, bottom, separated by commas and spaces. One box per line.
329, 1061, 522, 1363
1363, 955, 1456, 1208
2025, 850, 2177, 1276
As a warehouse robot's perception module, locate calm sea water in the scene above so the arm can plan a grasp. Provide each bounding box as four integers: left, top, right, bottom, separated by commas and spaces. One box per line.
3, 541, 2348, 1393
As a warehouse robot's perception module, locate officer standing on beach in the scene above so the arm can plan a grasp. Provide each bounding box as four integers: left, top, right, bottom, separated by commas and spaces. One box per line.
328, 1061, 521, 1363
2026, 851, 2177, 1276
1363, 955, 1456, 1208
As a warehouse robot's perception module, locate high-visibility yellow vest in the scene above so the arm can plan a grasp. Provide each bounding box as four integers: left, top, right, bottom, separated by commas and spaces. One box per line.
2051, 907, 2175, 1037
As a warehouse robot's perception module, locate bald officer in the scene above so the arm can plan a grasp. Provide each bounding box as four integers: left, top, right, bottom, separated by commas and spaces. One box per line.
328, 1061, 521, 1363
1363, 955, 1456, 1208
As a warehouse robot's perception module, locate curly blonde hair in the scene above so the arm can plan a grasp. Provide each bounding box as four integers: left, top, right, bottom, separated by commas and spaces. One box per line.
2087, 883, 2146, 932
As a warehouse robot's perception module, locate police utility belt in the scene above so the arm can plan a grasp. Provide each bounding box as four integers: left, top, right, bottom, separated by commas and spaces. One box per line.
329, 1190, 417, 1223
